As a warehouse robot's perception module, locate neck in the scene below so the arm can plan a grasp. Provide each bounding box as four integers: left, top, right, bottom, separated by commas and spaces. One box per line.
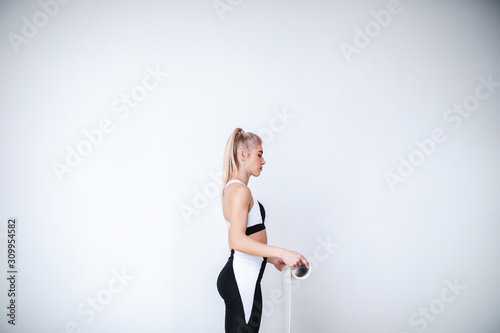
235, 171, 250, 186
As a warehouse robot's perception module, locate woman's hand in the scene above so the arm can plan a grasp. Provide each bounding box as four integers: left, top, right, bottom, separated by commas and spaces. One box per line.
280, 249, 309, 270
267, 257, 286, 271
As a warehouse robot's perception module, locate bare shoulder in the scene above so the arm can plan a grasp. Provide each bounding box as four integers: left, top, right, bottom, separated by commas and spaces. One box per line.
223, 183, 252, 225
223, 184, 253, 216
224, 183, 251, 205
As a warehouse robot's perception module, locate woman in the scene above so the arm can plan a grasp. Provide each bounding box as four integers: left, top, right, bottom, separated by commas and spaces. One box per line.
217, 128, 309, 333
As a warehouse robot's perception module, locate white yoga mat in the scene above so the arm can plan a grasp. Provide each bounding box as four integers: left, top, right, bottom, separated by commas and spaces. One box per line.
282, 263, 312, 333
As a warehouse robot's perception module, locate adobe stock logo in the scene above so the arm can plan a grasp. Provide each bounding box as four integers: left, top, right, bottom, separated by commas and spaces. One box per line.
8, 0, 72, 53
51, 65, 168, 181
52, 268, 135, 333
339, 0, 404, 64
384, 74, 499, 192
399, 278, 467, 333
213, 0, 245, 21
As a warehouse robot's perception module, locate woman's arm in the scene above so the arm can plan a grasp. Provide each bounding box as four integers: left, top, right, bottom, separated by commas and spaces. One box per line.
227, 186, 308, 269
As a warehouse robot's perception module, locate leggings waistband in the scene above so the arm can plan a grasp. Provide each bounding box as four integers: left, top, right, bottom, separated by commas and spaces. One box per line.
230, 249, 267, 263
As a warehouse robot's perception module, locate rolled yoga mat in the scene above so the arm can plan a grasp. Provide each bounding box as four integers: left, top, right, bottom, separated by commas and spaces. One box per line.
282, 263, 312, 333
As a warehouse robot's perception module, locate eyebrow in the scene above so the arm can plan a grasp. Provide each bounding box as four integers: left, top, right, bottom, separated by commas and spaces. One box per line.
258, 150, 263, 153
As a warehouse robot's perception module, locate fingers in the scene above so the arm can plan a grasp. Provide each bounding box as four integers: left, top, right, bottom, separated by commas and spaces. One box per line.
271, 260, 285, 271
291, 255, 309, 270
282, 250, 309, 270
301, 257, 310, 269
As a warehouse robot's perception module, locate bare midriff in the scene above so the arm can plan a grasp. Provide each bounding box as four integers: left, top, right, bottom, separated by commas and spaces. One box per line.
223, 198, 267, 247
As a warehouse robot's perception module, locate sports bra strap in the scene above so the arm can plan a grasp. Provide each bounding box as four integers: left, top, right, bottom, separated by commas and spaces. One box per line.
224, 179, 246, 189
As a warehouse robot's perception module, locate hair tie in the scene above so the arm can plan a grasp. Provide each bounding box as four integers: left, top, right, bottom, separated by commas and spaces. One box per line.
239, 130, 245, 134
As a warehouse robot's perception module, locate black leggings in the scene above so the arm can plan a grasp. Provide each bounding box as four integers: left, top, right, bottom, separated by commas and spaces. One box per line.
217, 250, 267, 333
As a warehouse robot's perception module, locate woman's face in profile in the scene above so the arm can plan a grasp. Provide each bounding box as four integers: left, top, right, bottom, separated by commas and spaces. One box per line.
246, 144, 265, 177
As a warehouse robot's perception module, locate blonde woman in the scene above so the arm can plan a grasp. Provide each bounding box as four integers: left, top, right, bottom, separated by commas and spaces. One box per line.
217, 128, 309, 333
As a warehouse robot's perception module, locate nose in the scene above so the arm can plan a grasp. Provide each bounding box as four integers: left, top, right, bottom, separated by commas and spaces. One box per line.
262, 157, 266, 165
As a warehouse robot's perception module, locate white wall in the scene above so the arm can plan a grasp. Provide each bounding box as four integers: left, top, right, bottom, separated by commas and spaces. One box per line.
1, 0, 499, 332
